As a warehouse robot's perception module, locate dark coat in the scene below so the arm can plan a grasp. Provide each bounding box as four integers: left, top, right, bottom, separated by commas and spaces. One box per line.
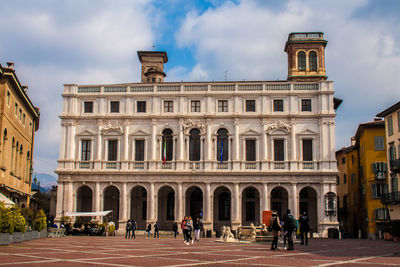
299, 215, 310, 231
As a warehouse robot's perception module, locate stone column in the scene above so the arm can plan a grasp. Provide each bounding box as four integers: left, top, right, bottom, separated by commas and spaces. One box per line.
122, 183, 127, 221
205, 121, 212, 170
122, 123, 129, 170
233, 119, 240, 170
232, 183, 241, 230
203, 183, 212, 231
93, 182, 100, 223
148, 183, 156, 223
95, 121, 102, 170
54, 182, 64, 224
291, 183, 298, 219
176, 183, 183, 223
290, 121, 297, 170
261, 183, 269, 219
150, 119, 157, 169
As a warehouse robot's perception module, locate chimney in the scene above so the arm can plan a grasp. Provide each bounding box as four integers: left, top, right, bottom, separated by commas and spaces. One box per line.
373, 117, 382, 122
6, 62, 14, 69
351, 137, 356, 146
22, 85, 28, 94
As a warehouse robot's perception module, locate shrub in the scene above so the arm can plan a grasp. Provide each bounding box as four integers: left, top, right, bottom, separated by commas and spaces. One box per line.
21, 208, 35, 228
0, 202, 14, 234
33, 209, 47, 231
11, 208, 26, 233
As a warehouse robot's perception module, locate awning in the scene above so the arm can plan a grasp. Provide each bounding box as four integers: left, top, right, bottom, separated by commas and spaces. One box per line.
0, 192, 15, 207
66, 210, 112, 217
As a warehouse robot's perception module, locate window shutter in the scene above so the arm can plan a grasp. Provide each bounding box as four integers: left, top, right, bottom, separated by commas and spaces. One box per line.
372, 162, 376, 173
372, 184, 377, 198
383, 162, 388, 172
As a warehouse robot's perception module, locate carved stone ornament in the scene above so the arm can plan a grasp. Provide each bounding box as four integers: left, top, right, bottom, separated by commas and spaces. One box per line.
266, 121, 292, 133
182, 119, 206, 134
98, 120, 124, 134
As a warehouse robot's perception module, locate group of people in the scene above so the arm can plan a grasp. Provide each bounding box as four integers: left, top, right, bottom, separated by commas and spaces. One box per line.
180, 216, 203, 245
269, 209, 310, 251
125, 219, 137, 238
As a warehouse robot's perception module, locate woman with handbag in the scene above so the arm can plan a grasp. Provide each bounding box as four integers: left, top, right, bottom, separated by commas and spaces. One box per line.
270, 211, 281, 250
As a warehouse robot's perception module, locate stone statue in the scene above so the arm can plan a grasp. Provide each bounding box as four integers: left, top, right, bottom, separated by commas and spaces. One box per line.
250, 223, 257, 241
219, 226, 236, 242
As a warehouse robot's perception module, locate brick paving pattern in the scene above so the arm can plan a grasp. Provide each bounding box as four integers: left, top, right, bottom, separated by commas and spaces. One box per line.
0, 236, 399, 266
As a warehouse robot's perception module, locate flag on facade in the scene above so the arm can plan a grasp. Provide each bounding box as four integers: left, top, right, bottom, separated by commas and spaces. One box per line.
220, 139, 224, 163
163, 139, 167, 164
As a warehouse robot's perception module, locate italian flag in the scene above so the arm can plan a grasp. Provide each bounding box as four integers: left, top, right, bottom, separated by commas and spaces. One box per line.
163, 139, 166, 164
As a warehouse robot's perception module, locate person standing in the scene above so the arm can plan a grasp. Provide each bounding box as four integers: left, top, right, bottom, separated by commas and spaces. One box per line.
146, 223, 152, 238
125, 220, 132, 238
173, 222, 178, 238
185, 218, 193, 244
193, 218, 202, 242
131, 219, 137, 239
154, 221, 160, 238
181, 216, 188, 244
299, 212, 310, 245
270, 211, 281, 250
284, 209, 296, 251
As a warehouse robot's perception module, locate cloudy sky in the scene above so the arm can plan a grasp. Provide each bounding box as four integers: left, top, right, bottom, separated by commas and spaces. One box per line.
1, 0, 399, 176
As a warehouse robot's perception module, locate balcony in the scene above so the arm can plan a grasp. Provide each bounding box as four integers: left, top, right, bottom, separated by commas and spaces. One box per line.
189, 162, 201, 170
245, 162, 257, 170
389, 159, 400, 173
302, 162, 314, 170
216, 162, 229, 169
132, 162, 145, 170
273, 162, 286, 170
78, 161, 91, 169
380, 191, 400, 205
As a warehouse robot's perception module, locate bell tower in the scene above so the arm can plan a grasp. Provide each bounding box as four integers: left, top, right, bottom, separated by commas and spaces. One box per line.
137, 51, 168, 83
284, 32, 327, 82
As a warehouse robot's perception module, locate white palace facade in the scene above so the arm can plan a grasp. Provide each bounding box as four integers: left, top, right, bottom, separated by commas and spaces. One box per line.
55, 32, 341, 237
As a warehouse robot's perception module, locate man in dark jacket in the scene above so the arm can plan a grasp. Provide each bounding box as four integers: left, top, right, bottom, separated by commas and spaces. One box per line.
284, 209, 296, 251
125, 220, 132, 238
154, 221, 160, 238
299, 212, 310, 245
131, 219, 137, 239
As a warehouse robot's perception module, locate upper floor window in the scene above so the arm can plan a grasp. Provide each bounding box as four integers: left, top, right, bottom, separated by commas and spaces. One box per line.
108, 140, 118, 161
388, 116, 393, 135
389, 144, 396, 161
162, 129, 173, 162
191, 100, 200, 112
189, 128, 201, 161
336, 176, 340, 185
274, 139, 284, 161
273, 99, 283, 112
29, 122, 32, 133
351, 173, 356, 184
81, 140, 91, 161
245, 100, 255, 112
298, 51, 306, 71
302, 139, 313, 161
6, 91, 10, 106
84, 101, 93, 113
14, 103, 18, 116
309, 51, 318, 71
301, 99, 312, 112
110, 101, 120, 113
19, 109, 22, 121
217, 128, 229, 162
374, 136, 384, 151
342, 157, 346, 164
164, 101, 173, 113
218, 100, 228, 112
343, 174, 347, 184
246, 139, 256, 162
22, 114, 25, 125
135, 140, 145, 161
371, 183, 387, 199
137, 101, 146, 113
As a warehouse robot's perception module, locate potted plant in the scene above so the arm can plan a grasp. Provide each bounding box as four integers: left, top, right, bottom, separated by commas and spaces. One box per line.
33, 209, 47, 238
11, 207, 26, 243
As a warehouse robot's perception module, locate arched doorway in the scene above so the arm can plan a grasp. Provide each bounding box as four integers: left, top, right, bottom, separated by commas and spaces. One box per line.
270, 186, 289, 220
299, 187, 318, 232
213, 186, 231, 230
242, 187, 260, 226
76, 185, 93, 223
130, 186, 147, 230
186, 186, 203, 220
158, 186, 175, 229
104, 186, 120, 229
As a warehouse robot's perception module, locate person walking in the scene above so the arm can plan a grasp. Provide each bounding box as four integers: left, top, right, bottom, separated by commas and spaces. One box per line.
270, 211, 281, 250
284, 209, 296, 251
173, 222, 178, 238
146, 223, 152, 238
181, 216, 188, 244
185, 218, 193, 244
299, 212, 310, 245
125, 219, 132, 238
193, 218, 202, 242
131, 219, 137, 239
154, 221, 160, 238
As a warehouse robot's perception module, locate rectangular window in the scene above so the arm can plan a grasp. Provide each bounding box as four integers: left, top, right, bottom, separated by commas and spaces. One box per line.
137, 101, 146, 113
389, 144, 396, 161
343, 174, 347, 184
342, 157, 345, 164
351, 173, 356, 184
388, 116, 393, 135
301, 99, 312, 111
84, 101, 93, 113
273, 99, 283, 112
371, 183, 386, 198
245, 139, 256, 161
108, 140, 118, 161
14, 103, 18, 115
302, 139, 313, 161
374, 136, 384, 150
164, 101, 173, 112
135, 140, 145, 161
81, 140, 91, 161
6, 91, 10, 106
191, 100, 200, 112
22, 114, 25, 125
110, 101, 120, 113
274, 139, 284, 161
218, 100, 228, 112
245, 100, 255, 112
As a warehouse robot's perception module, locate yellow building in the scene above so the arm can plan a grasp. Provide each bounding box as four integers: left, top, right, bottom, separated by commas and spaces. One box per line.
336, 119, 388, 239
0, 62, 40, 207
377, 102, 400, 223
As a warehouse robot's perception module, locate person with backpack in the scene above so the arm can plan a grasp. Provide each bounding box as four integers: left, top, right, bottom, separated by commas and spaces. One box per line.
299, 212, 310, 245
154, 221, 160, 238
131, 219, 137, 239
125, 219, 132, 238
284, 209, 297, 251
270, 211, 281, 250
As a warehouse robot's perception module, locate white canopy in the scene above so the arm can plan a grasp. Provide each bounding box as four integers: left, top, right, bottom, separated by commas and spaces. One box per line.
0, 192, 15, 208
66, 210, 112, 217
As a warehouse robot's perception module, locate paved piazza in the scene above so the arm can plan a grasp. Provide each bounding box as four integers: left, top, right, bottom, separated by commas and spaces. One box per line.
0, 236, 399, 267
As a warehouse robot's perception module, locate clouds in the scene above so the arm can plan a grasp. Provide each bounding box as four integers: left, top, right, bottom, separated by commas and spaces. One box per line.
174, 0, 400, 147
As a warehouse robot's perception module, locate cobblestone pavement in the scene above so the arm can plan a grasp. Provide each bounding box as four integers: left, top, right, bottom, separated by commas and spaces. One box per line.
0, 236, 399, 266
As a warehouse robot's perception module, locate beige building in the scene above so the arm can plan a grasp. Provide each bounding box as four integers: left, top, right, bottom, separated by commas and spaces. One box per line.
0, 62, 40, 207
55, 32, 341, 237
377, 102, 400, 222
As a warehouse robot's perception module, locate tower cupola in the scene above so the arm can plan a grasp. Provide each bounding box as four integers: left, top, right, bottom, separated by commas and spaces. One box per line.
137, 51, 168, 83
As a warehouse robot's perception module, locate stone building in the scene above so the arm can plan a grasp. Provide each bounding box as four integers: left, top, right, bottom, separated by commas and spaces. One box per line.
0, 62, 40, 207
55, 32, 340, 237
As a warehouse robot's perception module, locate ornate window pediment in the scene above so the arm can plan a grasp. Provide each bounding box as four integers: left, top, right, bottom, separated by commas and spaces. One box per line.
241, 129, 260, 136
297, 128, 318, 135
182, 119, 206, 135
76, 129, 96, 136
129, 129, 149, 138
98, 120, 124, 135
266, 121, 292, 134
